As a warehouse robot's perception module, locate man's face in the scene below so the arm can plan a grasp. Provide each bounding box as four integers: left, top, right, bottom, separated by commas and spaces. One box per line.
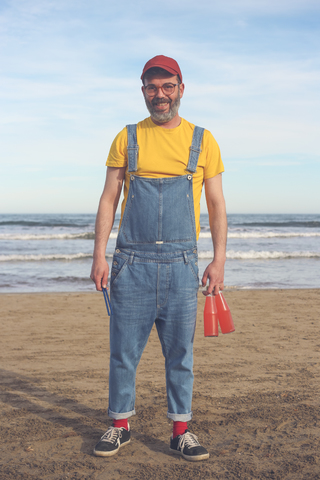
142, 73, 185, 124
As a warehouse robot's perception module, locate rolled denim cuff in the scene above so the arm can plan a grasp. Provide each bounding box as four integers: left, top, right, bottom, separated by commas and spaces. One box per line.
167, 411, 193, 422
108, 408, 136, 420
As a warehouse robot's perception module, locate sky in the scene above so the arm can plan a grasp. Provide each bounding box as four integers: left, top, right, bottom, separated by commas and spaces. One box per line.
1, 0, 319, 214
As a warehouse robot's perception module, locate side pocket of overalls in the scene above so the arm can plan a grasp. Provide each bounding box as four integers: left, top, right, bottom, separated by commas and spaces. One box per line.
110, 253, 128, 288
187, 256, 200, 288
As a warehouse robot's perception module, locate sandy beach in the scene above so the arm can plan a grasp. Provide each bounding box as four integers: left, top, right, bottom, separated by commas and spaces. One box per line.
0, 289, 319, 479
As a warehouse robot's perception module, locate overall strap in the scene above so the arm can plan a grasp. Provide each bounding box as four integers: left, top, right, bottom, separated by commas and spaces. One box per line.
187, 126, 205, 173
126, 124, 139, 172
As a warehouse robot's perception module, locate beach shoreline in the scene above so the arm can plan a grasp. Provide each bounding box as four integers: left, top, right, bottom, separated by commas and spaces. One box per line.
1, 285, 319, 295
1, 289, 319, 479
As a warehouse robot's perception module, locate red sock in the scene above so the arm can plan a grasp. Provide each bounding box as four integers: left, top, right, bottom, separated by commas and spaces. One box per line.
113, 418, 128, 430
173, 421, 187, 438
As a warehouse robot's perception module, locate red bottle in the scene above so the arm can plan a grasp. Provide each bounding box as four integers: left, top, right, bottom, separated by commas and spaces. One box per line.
203, 295, 219, 337
215, 292, 235, 334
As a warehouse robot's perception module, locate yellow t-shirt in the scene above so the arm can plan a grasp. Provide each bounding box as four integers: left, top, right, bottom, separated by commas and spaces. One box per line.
106, 117, 224, 239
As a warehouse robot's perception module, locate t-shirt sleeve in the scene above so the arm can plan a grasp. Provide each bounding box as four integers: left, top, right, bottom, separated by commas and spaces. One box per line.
106, 127, 128, 167
203, 130, 224, 179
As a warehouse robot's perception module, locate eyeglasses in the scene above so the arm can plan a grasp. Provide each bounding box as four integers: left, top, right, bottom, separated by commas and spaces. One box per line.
144, 83, 179, 97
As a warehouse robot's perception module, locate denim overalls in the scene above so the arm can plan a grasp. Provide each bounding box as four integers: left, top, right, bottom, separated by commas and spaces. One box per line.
108, 124, 204, 422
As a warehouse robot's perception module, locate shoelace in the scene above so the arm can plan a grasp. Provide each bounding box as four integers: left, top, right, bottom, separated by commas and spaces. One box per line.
178, 431, 201, 450
100, 426, 122, 444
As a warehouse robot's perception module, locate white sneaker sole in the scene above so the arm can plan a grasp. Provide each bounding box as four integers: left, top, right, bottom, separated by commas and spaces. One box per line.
93, 438, 131, 457
169, 447, 210, 462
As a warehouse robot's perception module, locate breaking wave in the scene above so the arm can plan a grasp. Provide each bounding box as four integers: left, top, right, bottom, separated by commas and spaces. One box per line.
0, 253, 94, 262
200, 250, 320, 260
199, 231, 320, 239
2, 231, 319, 241
1, 250, 319, 262
0, 232, 118, 240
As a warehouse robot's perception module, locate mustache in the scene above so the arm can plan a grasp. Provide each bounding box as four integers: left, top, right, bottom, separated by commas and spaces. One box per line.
151, 98, 172, 105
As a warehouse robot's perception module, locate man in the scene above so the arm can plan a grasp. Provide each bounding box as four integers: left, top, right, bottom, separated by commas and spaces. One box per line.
90, 55, 227, 461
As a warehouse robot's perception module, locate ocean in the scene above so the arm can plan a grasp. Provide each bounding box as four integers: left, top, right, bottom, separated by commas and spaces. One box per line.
0, 213, 319, 293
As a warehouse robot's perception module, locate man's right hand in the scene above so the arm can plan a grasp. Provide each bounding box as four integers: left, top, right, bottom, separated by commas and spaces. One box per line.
90, 258, 109, 291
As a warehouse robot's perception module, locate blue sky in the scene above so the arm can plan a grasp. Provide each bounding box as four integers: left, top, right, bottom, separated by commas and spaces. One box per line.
1, 0, 319, 214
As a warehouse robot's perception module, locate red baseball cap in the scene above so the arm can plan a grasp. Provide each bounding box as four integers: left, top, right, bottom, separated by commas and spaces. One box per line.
141, 55, 183, 83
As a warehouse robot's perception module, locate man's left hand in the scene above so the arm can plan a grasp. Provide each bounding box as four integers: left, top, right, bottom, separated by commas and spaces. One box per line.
201, 259, 225, 296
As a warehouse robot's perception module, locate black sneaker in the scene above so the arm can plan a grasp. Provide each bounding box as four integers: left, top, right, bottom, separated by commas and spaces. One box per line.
170, 429, 209, 461
93, 424, 131, 457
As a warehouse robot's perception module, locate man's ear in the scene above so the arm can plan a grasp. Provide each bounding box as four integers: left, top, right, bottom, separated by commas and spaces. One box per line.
179, 83, 185, 98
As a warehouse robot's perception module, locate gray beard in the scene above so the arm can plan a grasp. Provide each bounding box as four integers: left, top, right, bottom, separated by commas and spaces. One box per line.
144, 93, 181, 124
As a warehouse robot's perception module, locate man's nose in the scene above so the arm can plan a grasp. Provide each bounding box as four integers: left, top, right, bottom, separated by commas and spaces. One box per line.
155, 86, 166, 97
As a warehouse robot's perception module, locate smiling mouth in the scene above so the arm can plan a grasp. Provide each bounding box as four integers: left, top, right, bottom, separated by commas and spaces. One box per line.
154, 104, 168, 110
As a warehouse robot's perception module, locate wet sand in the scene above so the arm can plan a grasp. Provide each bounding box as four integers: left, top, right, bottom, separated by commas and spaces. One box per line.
0, 289, 319, 479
